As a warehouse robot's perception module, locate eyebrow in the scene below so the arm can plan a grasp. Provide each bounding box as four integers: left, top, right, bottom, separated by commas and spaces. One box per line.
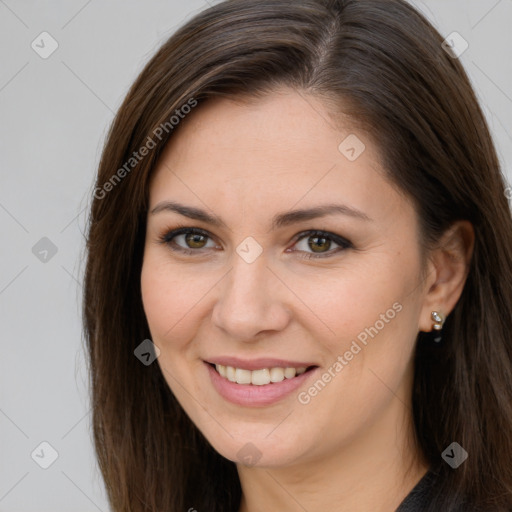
150, 200, 372, 230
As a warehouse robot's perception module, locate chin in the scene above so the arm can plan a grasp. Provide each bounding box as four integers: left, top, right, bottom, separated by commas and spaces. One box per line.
197, 422, 311, 468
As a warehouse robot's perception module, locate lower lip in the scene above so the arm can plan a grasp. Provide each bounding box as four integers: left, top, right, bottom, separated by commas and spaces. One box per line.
205, 362, 318, 407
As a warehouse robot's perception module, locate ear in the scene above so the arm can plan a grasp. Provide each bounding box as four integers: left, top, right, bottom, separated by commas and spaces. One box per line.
418, 220, 475, 332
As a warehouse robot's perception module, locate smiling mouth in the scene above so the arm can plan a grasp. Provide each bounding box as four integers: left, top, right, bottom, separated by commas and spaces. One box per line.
209, 362, 317, 386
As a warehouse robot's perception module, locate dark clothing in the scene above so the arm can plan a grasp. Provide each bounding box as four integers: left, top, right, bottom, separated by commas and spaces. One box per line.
395, 469, 477, 511
395, 469, 438, 511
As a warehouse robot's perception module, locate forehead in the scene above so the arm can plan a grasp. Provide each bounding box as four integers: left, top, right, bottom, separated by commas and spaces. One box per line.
148, 89, 410, 228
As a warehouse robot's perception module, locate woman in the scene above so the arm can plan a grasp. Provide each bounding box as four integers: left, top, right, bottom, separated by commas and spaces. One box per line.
83, 0, 512, 510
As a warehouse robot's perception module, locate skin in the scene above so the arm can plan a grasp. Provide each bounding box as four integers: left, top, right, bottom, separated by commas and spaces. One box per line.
140, 87, 474, 512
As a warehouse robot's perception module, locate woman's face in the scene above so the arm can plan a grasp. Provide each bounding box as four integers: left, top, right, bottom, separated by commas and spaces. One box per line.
141, 88, 431, 469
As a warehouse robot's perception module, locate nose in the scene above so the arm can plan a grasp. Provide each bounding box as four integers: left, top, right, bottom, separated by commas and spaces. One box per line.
211, 251, 292, 341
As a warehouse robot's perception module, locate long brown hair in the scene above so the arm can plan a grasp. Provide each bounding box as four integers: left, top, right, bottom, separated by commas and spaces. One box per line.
83, 0, 512, 510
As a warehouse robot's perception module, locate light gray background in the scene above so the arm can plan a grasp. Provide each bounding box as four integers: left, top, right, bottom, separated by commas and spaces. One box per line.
1, 1, 511, 511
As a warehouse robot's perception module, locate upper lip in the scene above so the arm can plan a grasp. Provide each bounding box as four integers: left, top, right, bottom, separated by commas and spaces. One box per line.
205, 356, 318, 371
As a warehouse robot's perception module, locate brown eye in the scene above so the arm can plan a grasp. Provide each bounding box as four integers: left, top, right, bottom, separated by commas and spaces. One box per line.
307, 235, 331, 253
293, 230, 352, 259
159, 227, 217, 254
184, 232, 208, 249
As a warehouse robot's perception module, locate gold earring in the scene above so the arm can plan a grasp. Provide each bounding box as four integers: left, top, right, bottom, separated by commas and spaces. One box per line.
431, 311, 445, 330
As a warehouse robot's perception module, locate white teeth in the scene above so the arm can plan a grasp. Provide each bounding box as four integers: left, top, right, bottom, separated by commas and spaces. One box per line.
235, 368, 252, 385
214, 364, 310, 385
226, 366, 236, 382
284, 367, 296, 379
251, 369, 271, 385
269, 367, 285, 382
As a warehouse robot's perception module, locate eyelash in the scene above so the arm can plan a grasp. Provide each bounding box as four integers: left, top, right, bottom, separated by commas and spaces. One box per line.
157, 224, 353, 260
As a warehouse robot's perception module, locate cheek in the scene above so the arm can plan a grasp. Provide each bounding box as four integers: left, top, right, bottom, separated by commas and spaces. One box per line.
308, 251, 422, 386
293, 283, 420, 451
140, 254, 196, 349
296, 259, 409, 346
140, 255, 208, 405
